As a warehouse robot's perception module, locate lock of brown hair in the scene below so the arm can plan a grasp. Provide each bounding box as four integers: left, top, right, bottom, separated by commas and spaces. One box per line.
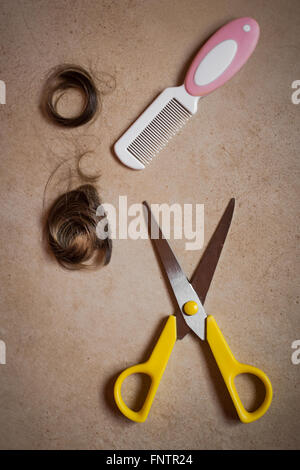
41, 65, 99, 127
45, 184, 111, 270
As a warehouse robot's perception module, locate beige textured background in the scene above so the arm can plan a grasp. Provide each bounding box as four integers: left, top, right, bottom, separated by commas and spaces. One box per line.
0, 0, 299, 450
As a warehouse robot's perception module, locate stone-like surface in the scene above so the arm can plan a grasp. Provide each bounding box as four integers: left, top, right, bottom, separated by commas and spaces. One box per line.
0, 0, 299, 449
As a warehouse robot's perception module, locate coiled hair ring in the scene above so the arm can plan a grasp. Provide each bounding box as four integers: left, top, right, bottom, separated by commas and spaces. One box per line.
42, 65, 99, 127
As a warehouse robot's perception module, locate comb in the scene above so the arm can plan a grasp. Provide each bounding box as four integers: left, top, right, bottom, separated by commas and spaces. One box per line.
114, 17, 259, 170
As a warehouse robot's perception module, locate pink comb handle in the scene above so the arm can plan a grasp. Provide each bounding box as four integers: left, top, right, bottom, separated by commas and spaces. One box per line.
184, 17, 260, 97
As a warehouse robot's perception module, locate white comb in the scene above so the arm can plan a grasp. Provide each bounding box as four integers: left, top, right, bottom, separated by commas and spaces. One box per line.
114, 18, 260, 170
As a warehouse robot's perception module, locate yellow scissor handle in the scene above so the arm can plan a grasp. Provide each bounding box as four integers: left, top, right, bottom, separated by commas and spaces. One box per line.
114, 315, 177, 422
206, 315, 273, 423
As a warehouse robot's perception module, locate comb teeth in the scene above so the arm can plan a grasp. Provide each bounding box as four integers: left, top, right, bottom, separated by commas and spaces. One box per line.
127, 98, 192, 165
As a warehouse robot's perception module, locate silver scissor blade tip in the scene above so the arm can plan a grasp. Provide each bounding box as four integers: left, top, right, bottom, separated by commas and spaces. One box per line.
229, 197, 235, 209
191, 198, 235, 306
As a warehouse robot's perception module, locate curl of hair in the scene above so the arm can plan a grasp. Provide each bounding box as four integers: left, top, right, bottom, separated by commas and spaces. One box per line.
41, 65, 99, 127
45, 184, 111, 270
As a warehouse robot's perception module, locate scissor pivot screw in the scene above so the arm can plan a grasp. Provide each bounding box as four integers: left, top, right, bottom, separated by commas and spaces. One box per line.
183, 301, 198, 316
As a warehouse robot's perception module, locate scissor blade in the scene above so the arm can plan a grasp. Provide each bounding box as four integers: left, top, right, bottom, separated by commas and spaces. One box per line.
191, 198, 235, 304
143, 201, 207, 340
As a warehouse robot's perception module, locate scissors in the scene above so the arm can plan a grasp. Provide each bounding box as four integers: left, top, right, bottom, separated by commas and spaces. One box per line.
114, 199, 272, 423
